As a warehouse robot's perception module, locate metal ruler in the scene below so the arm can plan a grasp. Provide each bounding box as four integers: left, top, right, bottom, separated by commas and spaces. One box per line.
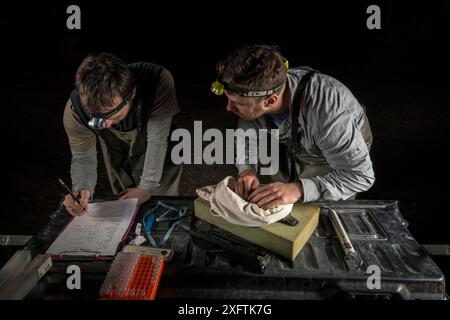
422, 244, 450, 256
0, 252, 52, 300
0, 235, 33, 246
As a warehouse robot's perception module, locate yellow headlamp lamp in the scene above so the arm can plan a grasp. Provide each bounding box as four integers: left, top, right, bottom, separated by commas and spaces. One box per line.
211, 80, 225, 95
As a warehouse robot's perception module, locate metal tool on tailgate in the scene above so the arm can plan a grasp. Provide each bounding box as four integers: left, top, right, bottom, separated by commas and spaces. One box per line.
0, 252, 52, 300
421, 244, 450, 256
328, 208, 363, 270
280, 213, 299, 226
190, 219, 273, 274
0, 235, 33, 246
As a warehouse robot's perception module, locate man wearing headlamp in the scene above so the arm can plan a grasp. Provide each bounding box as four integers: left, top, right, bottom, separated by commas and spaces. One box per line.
63, 53, 182, 215
212, 45, 374, 209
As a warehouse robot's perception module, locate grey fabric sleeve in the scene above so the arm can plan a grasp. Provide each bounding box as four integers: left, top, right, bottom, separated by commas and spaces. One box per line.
70, 146, 98, 196
138, 115, 172, 192
236, 164, 258, 176
235, 117, 259, 175
300, 108, 375, 202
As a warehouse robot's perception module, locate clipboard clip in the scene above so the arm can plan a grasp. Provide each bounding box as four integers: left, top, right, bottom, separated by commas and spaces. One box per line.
54, 249, 105, 260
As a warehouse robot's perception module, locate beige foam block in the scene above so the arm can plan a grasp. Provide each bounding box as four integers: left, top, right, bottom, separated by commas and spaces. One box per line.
194, 197, 320, 260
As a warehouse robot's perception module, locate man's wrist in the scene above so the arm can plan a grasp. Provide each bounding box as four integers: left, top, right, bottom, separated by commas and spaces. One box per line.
138, 187, 151, 195
239, 169, 257, 178
138, 182, 159, 193
295, 182, 304, 203
74, 187, 92, 198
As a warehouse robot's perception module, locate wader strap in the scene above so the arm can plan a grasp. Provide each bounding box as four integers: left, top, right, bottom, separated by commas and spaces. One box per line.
290, 71, 316, 152
289, 71, 316, 181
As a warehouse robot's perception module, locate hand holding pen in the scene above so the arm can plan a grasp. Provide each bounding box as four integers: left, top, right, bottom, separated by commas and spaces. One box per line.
59, 179, 90, 216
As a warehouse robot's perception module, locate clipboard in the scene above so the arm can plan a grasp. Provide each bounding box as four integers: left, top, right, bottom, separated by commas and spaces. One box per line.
46, 198, 140, 261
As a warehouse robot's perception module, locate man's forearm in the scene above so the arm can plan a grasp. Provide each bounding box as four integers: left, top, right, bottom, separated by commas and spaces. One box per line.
236, 164, 258, 176
70, 146, 97, 196
300, 167, 375, 202
138, 116, 172, 192
235, 117, 260, 175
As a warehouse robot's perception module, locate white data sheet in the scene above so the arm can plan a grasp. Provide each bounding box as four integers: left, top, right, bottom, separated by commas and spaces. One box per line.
46, 198, 138, 257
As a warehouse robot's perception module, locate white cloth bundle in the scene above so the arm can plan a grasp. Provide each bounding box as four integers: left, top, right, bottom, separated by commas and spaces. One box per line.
196, 176, 293, 227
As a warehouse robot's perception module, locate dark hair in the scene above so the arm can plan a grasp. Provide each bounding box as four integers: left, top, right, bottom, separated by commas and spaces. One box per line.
216, 45, 287, 97
75, 52, 134, 113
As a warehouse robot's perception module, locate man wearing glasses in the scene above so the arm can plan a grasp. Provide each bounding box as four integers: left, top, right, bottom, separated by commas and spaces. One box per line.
211, 45, 374, 209
62, 53, 182, 215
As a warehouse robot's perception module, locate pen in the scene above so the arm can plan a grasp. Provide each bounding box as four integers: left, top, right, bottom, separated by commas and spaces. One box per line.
58, 178, 88, 214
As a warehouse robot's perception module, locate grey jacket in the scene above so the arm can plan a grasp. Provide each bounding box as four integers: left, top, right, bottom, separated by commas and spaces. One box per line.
236, 67, 375, 202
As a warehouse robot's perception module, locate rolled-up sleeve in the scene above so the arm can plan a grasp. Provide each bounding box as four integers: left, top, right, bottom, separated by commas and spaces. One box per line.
138, 68, 180, 192
235, 117, 259, 175
300, 88, 375, 202
138, 115, 172, 192
63, 99, 98, 196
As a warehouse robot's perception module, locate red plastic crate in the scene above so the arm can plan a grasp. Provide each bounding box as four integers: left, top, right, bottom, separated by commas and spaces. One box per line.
100, 252, 164, 300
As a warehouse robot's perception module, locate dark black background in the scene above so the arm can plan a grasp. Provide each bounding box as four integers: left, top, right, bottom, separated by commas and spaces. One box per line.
1, 0, 450, 280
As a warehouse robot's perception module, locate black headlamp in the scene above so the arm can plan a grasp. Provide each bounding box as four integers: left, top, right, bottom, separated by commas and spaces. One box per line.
211, 54, 289, 98
218, 81, 285, 98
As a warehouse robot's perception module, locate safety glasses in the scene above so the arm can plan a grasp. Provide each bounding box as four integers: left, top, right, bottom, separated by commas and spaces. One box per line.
91, 97, 130, 119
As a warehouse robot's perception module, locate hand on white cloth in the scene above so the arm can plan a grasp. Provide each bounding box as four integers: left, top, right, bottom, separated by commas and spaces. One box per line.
235, 169, 260, 200
247, 182, 304, 210
196, 176, 293, 227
